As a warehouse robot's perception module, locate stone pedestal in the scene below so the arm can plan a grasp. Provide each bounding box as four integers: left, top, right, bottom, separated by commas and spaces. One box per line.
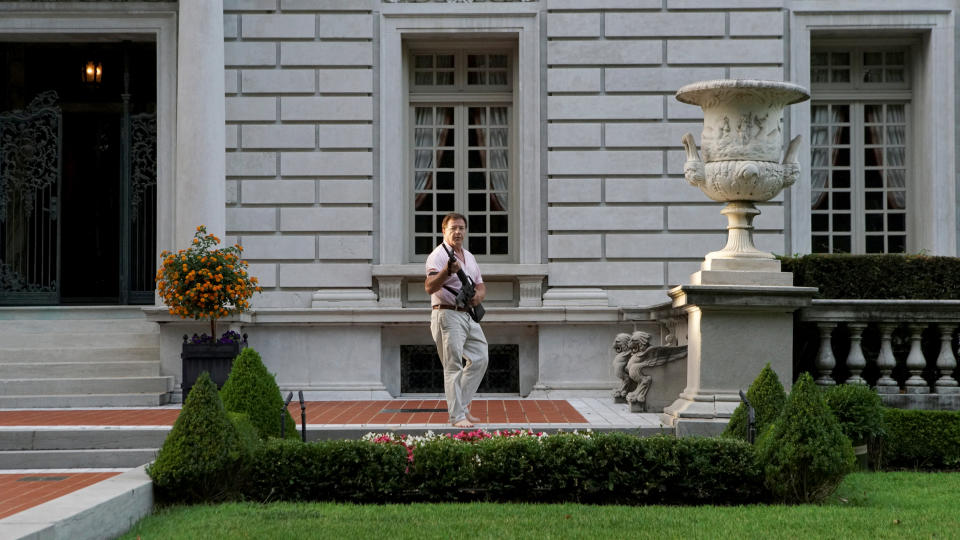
660, 282, 816, 435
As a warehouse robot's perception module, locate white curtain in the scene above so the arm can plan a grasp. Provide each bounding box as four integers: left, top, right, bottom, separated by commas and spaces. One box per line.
413, 107, 434, 209
488, 106, 509, 212
885, 104, 906, 210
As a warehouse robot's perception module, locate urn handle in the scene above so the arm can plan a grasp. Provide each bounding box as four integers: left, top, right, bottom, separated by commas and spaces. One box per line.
681, 133, 705, 187
782, 134, 802, 164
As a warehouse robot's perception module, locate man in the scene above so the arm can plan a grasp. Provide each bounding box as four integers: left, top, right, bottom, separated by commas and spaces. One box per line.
425, 213, 488, 428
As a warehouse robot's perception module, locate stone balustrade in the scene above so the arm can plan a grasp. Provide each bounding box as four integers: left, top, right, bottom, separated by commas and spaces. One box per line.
798, 300, 960, 409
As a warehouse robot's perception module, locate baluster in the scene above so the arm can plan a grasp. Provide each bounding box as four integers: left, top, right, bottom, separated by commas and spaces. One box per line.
845, 323, 867, 385
875, 323, 899, 394
815, 322, 837, 386
935, 323, 959, 394
904, 324, 930, 394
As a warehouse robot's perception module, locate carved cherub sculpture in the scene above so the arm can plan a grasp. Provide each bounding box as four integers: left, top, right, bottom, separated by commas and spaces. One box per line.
625, 331, 688, 413
611, 332, 634, 402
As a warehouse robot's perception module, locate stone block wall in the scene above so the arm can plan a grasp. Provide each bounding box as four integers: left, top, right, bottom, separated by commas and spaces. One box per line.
545, 0, 788, 307
223, 0, 375, 307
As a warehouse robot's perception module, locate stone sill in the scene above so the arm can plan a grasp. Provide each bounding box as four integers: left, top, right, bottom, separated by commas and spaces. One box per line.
371, 263, 547, 279
143, 305, 622, 324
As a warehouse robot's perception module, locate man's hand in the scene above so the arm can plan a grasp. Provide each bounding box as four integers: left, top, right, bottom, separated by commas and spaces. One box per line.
446, 256, 462, 275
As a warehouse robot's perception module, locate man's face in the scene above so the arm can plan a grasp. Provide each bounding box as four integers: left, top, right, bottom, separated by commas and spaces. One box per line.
443, 218, 467, 249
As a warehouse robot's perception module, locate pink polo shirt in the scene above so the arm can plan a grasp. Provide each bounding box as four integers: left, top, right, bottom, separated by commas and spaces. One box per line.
425, 242, 483, 307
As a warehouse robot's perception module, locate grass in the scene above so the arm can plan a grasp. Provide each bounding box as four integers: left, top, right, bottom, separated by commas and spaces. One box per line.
122, 472, 960, 539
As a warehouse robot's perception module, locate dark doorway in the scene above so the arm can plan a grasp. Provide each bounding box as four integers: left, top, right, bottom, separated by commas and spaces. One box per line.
0, 41, 157, 305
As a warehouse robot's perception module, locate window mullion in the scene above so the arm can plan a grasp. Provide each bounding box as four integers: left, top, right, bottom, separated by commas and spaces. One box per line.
852, 102, 866, 254
455, 104, 466, 217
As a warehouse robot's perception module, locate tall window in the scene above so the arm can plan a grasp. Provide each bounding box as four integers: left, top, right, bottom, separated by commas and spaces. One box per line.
409, 49, 513, 259
810, 47, 910, 253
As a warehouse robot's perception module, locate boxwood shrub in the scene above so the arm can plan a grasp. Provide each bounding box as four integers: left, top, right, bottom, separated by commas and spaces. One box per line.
781, 254, 960, 299
147, 372, 245, 503
220, 347, 298, 440
756, 373, 855, 504
879, 408, 960, 470
243, 432, 766, 505
723, 363, 786, 442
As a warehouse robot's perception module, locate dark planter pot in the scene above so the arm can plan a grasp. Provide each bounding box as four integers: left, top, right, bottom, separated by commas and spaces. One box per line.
181, 338, 245, 398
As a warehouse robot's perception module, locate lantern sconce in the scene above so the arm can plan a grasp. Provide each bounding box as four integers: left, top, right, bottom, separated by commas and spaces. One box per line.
82, 61, 102, 84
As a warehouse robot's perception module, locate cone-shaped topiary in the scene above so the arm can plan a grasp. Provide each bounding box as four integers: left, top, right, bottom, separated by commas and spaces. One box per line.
723, 363, 787, 441
147, 372, 244, 503
220, 347, 298, 440
756, 372, 856, 503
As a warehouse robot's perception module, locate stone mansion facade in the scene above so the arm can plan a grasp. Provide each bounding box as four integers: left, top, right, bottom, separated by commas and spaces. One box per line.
0, 0, 956, 404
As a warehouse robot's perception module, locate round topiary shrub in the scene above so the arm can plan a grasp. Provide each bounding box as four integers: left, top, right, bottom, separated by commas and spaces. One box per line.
220, 347, 298, 440
723, 363, 786, 441
147, 372, 244, 503
824, 384, 886, 446
756, 372, 856, 504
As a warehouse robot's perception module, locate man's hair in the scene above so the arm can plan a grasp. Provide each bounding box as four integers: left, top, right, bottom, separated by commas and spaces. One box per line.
442, 213, 468, 230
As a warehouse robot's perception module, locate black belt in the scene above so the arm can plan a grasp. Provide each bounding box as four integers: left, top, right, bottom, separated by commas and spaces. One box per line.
433, 304, 469, 312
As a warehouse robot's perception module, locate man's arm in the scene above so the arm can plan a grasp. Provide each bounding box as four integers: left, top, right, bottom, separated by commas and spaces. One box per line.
424, 258, 461, 294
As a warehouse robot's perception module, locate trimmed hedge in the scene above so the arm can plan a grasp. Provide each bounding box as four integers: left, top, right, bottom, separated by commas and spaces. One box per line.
879, 409, 960, 470
781, 254, 960, 299
244, 433, 766, 505
249, 438, 409, 503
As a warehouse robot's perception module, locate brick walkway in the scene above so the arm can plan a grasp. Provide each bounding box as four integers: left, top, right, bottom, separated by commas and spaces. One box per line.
0, 472, 121, 519
0, 399, 587, 426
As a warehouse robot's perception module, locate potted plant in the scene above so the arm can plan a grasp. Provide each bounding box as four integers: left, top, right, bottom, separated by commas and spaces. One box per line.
156, 225, 262, 396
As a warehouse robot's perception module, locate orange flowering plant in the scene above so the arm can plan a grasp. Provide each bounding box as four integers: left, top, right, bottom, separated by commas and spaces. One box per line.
155, 225, 262, 339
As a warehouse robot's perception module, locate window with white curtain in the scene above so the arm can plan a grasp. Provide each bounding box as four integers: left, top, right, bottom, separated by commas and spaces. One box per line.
409, 48, 513, 260
810, 48, 910, 254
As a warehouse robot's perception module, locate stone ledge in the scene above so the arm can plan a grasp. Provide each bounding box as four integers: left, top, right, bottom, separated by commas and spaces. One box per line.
0, 465, 152, 540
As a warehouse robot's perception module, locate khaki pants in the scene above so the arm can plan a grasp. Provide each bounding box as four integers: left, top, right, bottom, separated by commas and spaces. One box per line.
430, 308, 488, 424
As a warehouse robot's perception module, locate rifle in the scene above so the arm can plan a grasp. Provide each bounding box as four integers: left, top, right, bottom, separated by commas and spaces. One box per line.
441, 243, 485, 323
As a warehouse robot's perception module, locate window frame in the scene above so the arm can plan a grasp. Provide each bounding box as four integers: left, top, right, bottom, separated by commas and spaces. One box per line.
787, 8, 955, 257
406, 43, 518, 263
377, 11, 541, 270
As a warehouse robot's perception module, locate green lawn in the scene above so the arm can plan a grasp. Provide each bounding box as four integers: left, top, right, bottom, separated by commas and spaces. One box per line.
122, 472, 959, 539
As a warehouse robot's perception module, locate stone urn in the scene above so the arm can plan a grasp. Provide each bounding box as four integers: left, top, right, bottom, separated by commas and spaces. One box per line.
676, 80, 809, 268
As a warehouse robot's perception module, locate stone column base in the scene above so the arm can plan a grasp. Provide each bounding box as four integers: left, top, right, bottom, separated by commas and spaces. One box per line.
660, 282, 816, 425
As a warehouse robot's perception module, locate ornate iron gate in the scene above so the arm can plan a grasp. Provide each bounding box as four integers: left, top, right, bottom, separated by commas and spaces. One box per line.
0, 91, 61, 304
123, 111, 156, 304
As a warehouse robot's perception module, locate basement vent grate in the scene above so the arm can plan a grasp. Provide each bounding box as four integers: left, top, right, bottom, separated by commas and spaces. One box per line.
18, 476, 67, 482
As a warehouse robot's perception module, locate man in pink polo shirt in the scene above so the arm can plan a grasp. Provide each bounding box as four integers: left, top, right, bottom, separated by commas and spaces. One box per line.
425, 213, 488, 427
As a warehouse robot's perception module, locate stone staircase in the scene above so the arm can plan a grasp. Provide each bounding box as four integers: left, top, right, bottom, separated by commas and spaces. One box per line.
0, 427, 167, 469
0, 307, 172, 408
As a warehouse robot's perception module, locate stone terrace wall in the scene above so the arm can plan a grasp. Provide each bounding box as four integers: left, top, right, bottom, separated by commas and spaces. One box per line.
545, 0, 788, 307
223, 0, 374, 308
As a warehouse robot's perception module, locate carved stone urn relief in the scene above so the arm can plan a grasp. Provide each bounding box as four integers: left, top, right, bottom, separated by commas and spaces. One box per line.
676, 80, 809, 277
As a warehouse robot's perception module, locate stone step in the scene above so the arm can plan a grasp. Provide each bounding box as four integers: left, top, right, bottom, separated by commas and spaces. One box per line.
0, 392, 170, 408
0, 427, 170, 451
0, 332, 159, 348
0, 376, 173, 396
0, 318, 158, 334
0, 347, 160, 363
0, 448, 158, 469
0, 362, 161, 378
